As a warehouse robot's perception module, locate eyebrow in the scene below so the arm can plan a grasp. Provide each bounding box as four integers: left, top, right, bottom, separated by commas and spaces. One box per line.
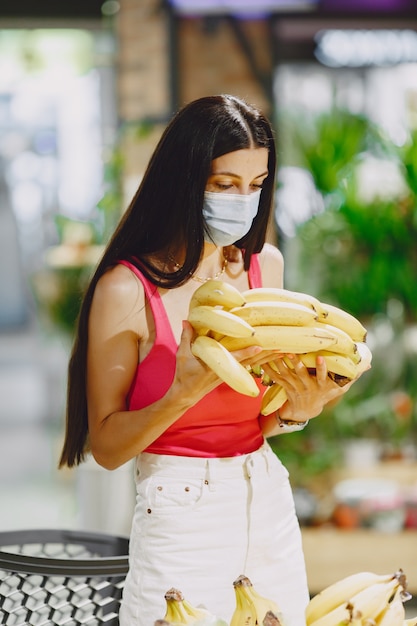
210, 170, 269, 179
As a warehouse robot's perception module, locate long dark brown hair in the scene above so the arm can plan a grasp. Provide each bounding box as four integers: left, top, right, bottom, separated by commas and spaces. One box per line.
59, 94, 277, 467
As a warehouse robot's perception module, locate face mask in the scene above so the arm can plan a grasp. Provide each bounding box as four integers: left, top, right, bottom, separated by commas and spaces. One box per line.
202, 189, 261, 247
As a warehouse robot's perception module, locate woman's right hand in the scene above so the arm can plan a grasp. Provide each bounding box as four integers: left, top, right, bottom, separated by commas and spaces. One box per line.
174, 321, 264, 403
173, 321, 222, 400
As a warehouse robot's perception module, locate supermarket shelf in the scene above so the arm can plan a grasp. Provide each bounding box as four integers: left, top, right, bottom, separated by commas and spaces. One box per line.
302, 527, 417, 594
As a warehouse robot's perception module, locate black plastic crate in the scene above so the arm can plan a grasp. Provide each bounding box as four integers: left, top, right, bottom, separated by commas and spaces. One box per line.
0, 529, 129, 625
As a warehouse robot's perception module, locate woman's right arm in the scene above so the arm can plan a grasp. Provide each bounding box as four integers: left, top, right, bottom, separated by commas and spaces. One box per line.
86, 265, 222, 469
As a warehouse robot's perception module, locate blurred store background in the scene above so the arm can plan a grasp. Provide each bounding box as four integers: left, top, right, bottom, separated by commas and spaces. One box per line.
1, 0, 417, 599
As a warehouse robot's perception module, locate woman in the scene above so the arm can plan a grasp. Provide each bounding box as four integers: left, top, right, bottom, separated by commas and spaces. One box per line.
59, 95, 356, 626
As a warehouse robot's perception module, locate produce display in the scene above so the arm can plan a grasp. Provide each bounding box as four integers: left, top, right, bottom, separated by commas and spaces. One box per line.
188, 280, 372, 412
158, 575, 283, 626
157, 570, 414, 626
305, 569, 412, 626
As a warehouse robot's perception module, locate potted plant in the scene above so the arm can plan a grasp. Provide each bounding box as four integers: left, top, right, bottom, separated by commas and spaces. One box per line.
270, 106, 417, 485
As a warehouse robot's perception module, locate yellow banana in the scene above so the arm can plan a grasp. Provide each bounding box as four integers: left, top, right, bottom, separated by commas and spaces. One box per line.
260, 384, 287, 415
163, 588, 199, 624
318, 302, 367, 343
334, 601, 362, 626
315, 323, 361, 364
230, 301, 318, 327
189, 279, 246, 311
188, 305, 255, 338
230, 575, 258, 626
403, 618, 417, 626
309, 577, 401, 626
281, 352, 358, 387
241, 287, 327, 317
220, 325, 338, 353
299, 351, 359, 380
182, 598, 213, 622
244, 578, 285, 626
231, 575, 284, 626
162, 589, 217, 625
356, 342, 373, 374
191, 335, 260, 397
344, 619, 362, 626
306, 572, 397, 625
375, 588, 406, 626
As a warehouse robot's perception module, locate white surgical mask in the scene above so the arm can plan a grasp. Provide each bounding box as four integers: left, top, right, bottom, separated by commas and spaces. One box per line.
202, 189, 261, 247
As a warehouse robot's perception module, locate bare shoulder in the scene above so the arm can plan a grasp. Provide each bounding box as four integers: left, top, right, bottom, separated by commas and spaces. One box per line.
258, 242, 284, 264
94, 263, 143, 303
257, 242, 284, 288
91, 264, 146, 330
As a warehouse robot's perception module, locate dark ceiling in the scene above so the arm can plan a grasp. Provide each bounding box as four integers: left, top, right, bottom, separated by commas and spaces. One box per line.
0, 1, 104, 19
2, 0, 417, 21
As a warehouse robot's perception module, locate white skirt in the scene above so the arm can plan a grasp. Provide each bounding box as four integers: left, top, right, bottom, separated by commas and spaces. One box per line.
119, 441, 309, 626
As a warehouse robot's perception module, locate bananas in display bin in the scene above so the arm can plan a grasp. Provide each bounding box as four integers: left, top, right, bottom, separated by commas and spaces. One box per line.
188, 280, 372, 407
305, 568, 412, 626
157, 576, 285, 626
160, 587, 228, 626
157, 570, 414, 626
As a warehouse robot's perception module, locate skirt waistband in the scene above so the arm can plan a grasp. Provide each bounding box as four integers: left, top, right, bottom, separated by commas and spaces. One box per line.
135, 440, 275, 481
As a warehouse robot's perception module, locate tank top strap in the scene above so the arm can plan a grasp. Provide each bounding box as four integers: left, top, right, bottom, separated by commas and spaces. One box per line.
118, 255, 261, 341
117, 259, 177, 349
248, 253, 262, 288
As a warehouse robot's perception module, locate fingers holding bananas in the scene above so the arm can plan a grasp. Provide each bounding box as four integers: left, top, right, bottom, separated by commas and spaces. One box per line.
175, 321, 226, 399
187, 280, 371, 397
263, 355, 322, 391
260, 356, 332, 420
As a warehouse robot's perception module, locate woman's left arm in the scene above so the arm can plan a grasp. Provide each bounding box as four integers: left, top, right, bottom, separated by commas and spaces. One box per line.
258, 354, 355, 437
254, 243, 363, 437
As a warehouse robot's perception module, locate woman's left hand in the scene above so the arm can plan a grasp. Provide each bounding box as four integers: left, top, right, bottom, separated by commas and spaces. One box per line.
261, 354, 353, 423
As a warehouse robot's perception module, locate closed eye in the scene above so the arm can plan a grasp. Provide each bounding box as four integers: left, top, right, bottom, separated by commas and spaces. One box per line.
215, 183, 233, 190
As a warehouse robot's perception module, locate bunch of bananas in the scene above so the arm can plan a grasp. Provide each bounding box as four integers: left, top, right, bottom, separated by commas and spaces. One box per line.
158, 579, 284, 626
157, 571, 415, 626
188, 280, 372, 410
305, 569, 411, 626
230, 575, 285, 626
161, 587, 227, 626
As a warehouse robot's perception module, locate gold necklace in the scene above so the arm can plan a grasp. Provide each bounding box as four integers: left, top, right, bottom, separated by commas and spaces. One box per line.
168, 253, 228, 283
192, 256, 228, 283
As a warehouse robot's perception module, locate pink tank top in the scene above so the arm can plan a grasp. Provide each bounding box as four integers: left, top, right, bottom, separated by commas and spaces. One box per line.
119, 256, 265, 457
